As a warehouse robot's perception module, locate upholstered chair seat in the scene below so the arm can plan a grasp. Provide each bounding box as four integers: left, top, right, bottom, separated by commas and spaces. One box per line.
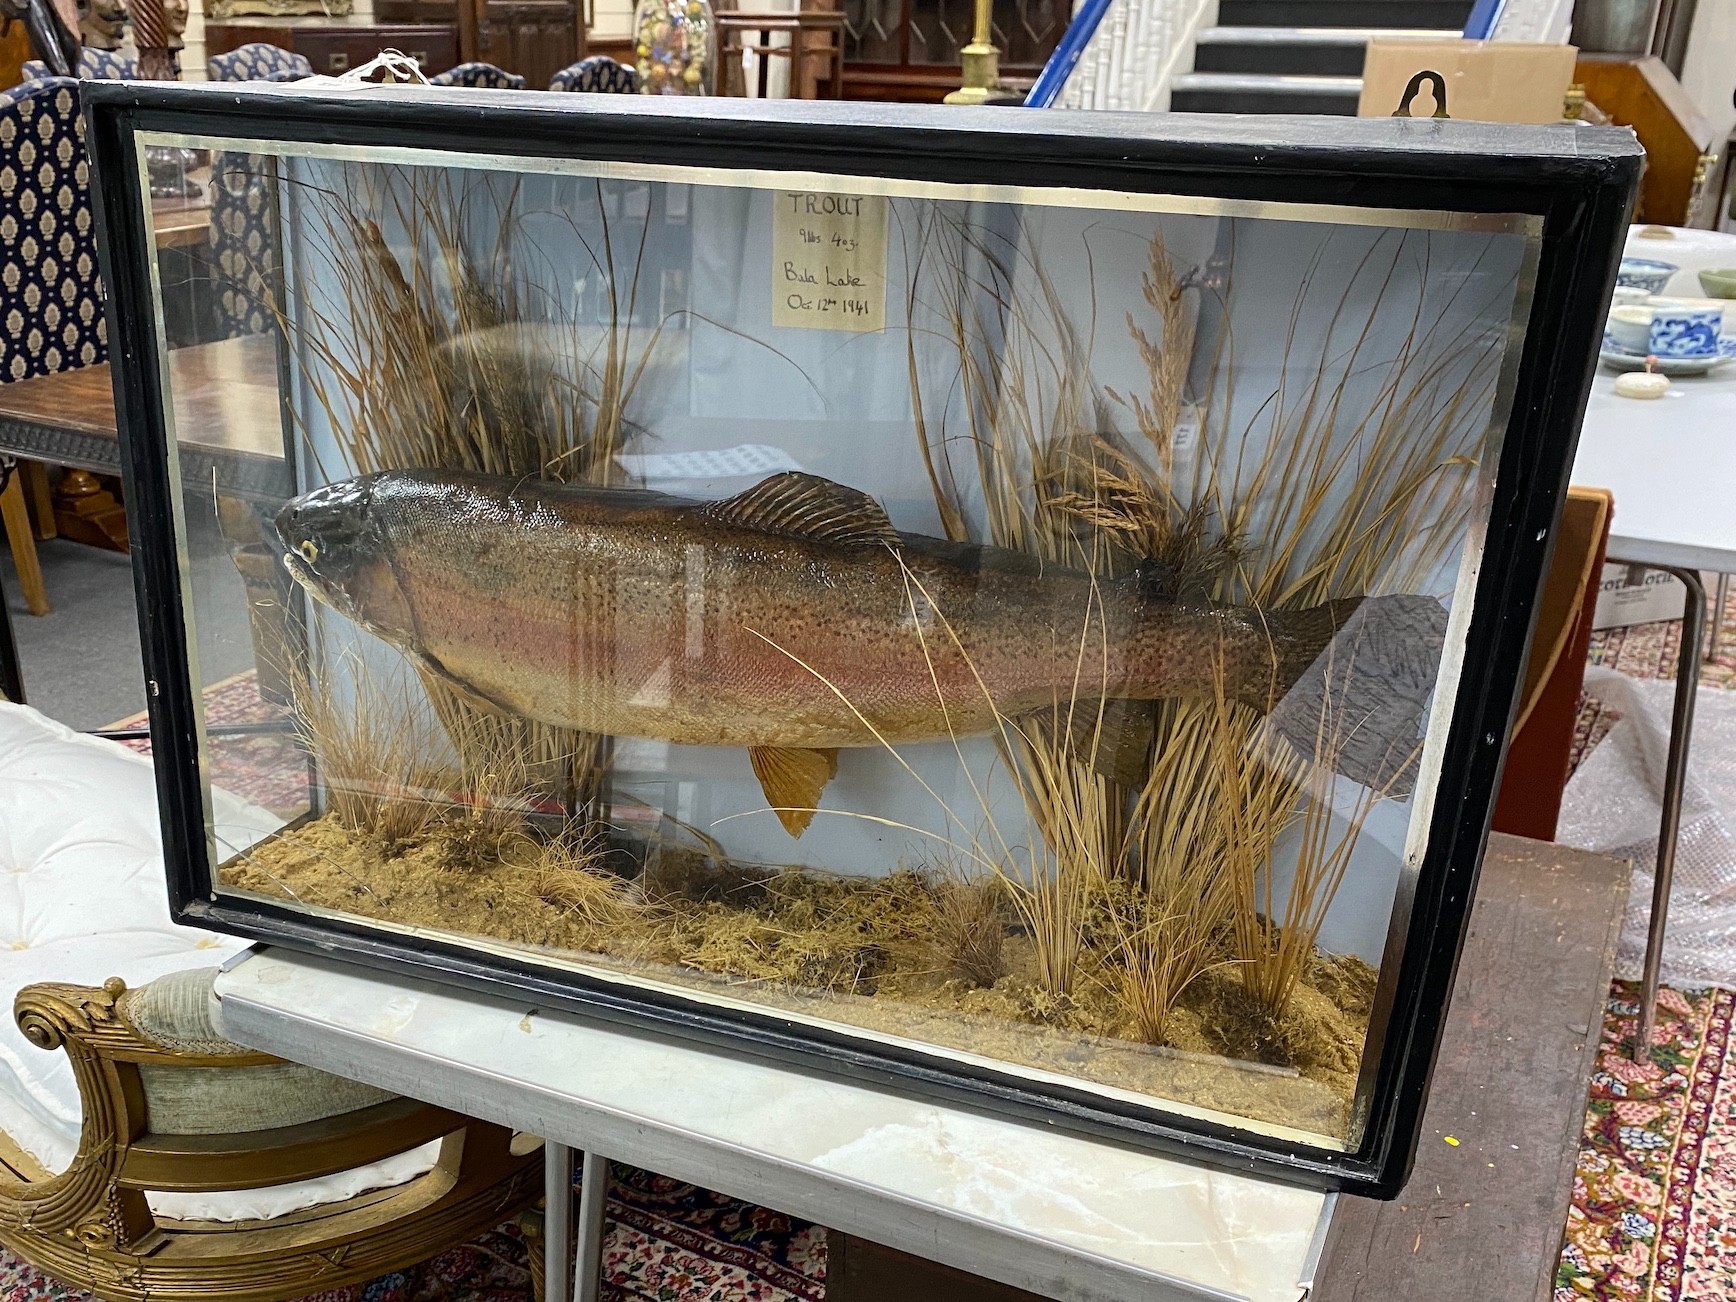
548, 56, 639, 92
21, 47, 137, 80
206, 42, 313, 83
431, 61, 526, 88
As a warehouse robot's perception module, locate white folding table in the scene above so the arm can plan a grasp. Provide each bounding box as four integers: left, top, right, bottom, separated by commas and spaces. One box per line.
1571, 364, 1736, 1053
213, 949, 1333, 1302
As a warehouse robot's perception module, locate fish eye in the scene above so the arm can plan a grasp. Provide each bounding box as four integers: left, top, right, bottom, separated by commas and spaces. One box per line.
298, 540, 319, 563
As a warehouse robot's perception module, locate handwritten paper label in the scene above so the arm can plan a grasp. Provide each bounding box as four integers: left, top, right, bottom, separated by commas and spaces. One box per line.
770, 191, 888, 333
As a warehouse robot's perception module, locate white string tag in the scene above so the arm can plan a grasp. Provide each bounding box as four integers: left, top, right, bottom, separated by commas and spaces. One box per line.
290, 49, 432, 89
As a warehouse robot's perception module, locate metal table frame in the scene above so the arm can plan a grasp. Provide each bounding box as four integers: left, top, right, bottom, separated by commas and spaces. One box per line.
1610, 558, 1708, 1061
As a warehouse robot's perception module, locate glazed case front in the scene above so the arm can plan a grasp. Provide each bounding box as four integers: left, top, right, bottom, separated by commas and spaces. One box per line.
86, 84, 1639, 1197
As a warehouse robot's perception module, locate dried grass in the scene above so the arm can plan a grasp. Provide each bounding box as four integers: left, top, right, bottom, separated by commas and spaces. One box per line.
285, 651, 444, 848
932, 874, 1008, 989
246, 166, 673, 820
907, 215, 1504, 1036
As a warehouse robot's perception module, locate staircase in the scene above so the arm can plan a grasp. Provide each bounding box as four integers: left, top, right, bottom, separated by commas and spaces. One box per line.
1169, 0, 1474, 114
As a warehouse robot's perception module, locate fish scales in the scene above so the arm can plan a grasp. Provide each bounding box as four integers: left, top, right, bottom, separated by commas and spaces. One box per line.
283, 469, 1320, 751
277, 469, 1439, 833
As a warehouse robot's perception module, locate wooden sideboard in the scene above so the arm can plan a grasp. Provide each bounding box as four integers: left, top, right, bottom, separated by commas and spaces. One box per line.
202, 15, 460, 78
376, 0, 580, 92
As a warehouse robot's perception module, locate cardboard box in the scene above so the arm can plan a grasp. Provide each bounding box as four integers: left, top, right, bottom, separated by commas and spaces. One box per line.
1592, 563, 1688, 630
1357, 40, 1578, 125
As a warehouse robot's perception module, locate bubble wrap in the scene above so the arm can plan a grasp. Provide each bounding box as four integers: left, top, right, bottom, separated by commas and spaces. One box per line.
1558, 666, 1736, 991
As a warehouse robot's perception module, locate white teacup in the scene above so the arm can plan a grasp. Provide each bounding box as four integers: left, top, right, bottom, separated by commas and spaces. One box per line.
1608, 298, 1726, 358
1611, 285, 1653, 307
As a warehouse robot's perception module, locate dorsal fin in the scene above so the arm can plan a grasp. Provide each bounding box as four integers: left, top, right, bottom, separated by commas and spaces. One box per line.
703, 472, 900, 549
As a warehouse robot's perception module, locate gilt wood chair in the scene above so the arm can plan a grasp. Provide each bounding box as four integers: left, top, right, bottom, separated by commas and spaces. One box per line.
0, 971, 542, 1302
0, 703, 544, 1301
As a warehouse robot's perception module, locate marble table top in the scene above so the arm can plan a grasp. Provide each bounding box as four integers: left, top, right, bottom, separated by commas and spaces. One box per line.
214, 948, 1331, 1302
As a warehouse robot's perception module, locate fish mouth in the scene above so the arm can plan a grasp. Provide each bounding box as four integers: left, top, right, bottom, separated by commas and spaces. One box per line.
281, 546, 340, 609
281, 546, 380, 630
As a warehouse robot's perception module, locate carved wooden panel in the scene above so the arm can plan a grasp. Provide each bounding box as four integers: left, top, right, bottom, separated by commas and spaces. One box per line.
377, 0, 579, 87
476, 0, 579, 89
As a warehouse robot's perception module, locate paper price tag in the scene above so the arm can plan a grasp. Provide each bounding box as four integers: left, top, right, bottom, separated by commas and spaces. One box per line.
770, 192, 888, 333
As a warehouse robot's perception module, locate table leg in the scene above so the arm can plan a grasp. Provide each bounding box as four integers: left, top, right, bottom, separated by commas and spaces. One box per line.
544, 1141, 575, 1302
1707, 573, 1729, 664
0, 563, 22, 704
575, 1149, 609, 1302
1634, 564, 1707, 1062
0, 474, 49, 617
20, 461, 55, 540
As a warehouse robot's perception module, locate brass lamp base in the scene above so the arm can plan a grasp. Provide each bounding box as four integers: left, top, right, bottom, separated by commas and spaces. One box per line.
944, 41, 1002, 104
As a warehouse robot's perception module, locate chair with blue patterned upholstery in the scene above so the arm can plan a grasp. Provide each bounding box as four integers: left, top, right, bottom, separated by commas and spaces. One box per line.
21, 46, 140, 79
548, 55, 639, 92
429, 61, 525, 89
206, 152, 281, 340
0, 75, 107, 617
0, 78, 106, 387
206, 41, 312, 82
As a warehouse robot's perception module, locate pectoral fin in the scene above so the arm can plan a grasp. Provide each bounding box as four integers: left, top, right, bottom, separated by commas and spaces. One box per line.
749, 745, 840, 838
1063, 699, 1159, 789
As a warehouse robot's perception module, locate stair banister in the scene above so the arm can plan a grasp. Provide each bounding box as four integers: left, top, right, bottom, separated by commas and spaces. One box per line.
1027, 0, 1217, 110
1461, 0, 1574, 41
1025, 0, 1114, 107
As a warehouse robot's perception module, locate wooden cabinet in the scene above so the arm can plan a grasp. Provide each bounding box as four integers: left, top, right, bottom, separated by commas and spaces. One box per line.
202, 16, 460, 78
376, 0, 580, 92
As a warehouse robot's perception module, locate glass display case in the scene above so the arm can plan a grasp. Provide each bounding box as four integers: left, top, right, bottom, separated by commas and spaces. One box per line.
85, 85, 1639, 1196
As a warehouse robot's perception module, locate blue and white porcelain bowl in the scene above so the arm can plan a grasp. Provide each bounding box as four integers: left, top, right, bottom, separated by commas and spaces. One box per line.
1601, 331, 1736, 376
1651, 301, 1726, 358
1618, 257, 1679, 294
1608, 298, 1726, 358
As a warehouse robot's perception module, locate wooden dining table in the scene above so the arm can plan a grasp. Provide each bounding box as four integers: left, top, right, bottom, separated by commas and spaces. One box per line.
0, 334, 292, 502
152, 194, 214, 250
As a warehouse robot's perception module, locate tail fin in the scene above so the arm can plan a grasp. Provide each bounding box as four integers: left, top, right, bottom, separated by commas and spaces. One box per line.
1256, 594, 1451, 796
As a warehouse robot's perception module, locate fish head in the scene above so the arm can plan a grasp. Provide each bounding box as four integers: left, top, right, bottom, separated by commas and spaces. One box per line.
276, 475, 416, 641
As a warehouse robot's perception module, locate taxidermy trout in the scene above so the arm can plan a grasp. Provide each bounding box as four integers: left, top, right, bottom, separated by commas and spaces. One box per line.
277, 470, 1446, 836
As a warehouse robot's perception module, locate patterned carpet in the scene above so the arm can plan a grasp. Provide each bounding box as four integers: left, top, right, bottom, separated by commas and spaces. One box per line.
0, 1170, 826, 1302
1557, 589, 1736, 1302
109, 670, 306, 813
1558, 984, 1736, 1300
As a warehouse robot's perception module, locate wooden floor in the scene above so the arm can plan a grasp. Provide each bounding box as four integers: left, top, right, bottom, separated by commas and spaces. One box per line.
1315, 832, 1629, 1301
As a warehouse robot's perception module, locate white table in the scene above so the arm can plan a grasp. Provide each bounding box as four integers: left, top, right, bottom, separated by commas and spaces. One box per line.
213, 948, 1333, 1302
1571, 364, 1736, 1054
1574, 369, 1736, 573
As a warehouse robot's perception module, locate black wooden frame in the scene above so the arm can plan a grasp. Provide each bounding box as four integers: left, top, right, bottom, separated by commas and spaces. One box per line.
85, 83, 1640, 1198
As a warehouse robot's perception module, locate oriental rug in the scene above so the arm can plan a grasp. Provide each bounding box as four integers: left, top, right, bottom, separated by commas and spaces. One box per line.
109, 669, 305, 814
1556, 982, 1736, 1301
1557, 591, 1736, 1301
0, 1170, 826, 1302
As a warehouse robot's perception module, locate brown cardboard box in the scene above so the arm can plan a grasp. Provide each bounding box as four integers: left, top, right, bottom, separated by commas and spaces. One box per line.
1357, 40, 1577, 124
